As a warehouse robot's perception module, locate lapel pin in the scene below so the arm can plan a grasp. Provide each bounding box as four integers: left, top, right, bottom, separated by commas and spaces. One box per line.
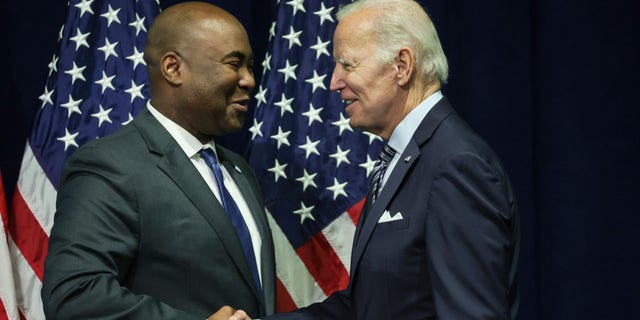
404, 156, 412, 163
234, 165, 242, 173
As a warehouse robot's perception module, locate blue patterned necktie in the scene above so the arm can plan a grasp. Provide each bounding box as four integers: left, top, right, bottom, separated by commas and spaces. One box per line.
200, 148, 262, 298
355, 144, 397, 244
369, 144, 396, 204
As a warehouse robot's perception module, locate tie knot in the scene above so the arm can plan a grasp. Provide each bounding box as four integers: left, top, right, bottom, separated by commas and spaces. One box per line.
378, 144, 396, 163
200, 148, 218, 166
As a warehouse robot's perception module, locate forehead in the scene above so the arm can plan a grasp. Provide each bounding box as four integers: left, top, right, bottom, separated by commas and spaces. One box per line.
198, 18, 252, 57
333, 12, 377, 58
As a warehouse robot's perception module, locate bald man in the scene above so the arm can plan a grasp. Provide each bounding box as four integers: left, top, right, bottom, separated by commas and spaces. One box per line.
41, 2, 275, 319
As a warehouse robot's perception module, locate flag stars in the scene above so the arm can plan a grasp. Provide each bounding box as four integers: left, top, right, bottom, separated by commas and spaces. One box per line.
91, 105, 114, 127
122, 113, 134, 126
359, 155, 376, 177
330, 145, 351, 167
305, 71, 327, 93
58, 25, 65, 41
61, 94, 83, 117
255, 86, 268, 107
363, 131, 383, 144
295, 169, 318, 191
64, 62, 86, 84
282, 26, 302, 49
310, 36, 330, 59
100, 4, 121, 27
332, 113, 354, 135
38, 86, 54, 109
129, 13, 147, 36
126, 47, 146, 69
262, 52, 272, 71
57, 128, 80, 151
249, 118, 264, 140
274, 93, 294, 116
95, 71, 116, 94
70, 28, 91, 50
48, 55, 58, 75
268, 21, 277, 40
326, 178, 348, 200
268, 159, 288, 182
286, 0, 306, 16
270, 127, 291, 149
314, 3, 334, 25
98, 38, 119, 61
299, 137, 320, 159
293, 201, 315, 224
277, 60, 298, 83
125, 80, 145, 102
74, 0, 94, 18
302, 103, 323, 126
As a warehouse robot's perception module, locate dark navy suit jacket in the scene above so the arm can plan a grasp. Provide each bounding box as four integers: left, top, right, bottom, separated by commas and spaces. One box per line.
265, 98, 519, 319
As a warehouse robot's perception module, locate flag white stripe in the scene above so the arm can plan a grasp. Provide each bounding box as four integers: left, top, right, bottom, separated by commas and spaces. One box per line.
16, 144, 57, 236
9, 235, 45, 320
1, 218, 19, 320
267, 211, 326, 307
321, 212, 356, 273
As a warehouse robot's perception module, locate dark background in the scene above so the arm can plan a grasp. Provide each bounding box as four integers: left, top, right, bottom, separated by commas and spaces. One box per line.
2, 0, 639, 319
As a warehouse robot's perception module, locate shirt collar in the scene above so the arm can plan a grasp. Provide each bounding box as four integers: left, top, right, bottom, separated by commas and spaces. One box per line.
146, 100, 216, 159
387, 91, 443, 154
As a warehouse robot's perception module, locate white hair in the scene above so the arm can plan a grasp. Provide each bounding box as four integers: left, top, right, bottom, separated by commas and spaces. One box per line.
337, 0, 449, 84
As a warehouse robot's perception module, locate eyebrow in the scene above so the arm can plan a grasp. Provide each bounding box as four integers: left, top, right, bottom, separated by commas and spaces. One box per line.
221, 51, 253, 61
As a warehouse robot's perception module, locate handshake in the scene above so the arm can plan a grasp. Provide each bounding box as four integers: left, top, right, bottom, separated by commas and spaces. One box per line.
208, 306, 254, 320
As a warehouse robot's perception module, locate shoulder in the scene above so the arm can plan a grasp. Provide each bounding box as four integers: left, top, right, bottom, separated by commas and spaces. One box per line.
61, 124, 148, 180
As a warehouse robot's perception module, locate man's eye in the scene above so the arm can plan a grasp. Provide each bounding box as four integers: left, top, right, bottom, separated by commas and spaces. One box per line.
227, 61, 242, 69
341, 62, 353, 70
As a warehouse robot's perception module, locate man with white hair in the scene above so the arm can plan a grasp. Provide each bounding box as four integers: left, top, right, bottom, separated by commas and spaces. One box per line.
256, 0, 520, 319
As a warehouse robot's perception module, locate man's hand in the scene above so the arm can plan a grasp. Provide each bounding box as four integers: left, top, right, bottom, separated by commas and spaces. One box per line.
207, 306, 251, 320
229, 309, 251, 320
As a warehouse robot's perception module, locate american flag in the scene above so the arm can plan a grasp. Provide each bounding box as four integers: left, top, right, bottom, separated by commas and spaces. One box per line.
1, 171, 19, 320
4, 0, 159, 318
246, 0, 383, 312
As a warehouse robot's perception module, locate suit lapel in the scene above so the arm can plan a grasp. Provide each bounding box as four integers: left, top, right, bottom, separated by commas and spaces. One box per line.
350, 141, 420, 275
350, 97, 456, 276
133, 109, 263, 303
218, 147, 276, 311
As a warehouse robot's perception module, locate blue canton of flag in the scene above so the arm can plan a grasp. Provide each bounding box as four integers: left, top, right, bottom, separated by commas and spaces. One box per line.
7, 1, 160, 318
33, 0, 160, 187
246, 0, 383, 311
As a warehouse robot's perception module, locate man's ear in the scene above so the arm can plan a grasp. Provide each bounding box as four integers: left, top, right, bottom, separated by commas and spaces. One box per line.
160, 51, 184, 85
395, 47, 415, 86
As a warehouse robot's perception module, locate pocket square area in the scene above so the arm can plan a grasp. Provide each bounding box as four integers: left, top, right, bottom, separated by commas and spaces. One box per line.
378, 210, 404, 223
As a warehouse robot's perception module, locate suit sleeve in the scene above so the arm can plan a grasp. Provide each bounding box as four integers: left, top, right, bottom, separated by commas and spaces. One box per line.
425, 152, 517, 319
263, 288, 352, 320
41, 145, 202, 320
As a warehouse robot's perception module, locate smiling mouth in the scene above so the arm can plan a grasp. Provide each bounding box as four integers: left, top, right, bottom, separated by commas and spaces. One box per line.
231, 100, 250, 112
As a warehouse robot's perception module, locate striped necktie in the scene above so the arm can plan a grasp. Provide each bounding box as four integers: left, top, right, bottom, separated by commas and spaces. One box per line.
369, 144, 396, 204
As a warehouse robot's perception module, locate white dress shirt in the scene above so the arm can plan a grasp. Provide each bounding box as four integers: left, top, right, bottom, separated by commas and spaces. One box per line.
383, 91, 443, 187
147, 101, 262, 284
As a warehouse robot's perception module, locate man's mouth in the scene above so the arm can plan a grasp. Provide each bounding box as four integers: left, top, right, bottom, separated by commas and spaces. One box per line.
231, 99, 250, 112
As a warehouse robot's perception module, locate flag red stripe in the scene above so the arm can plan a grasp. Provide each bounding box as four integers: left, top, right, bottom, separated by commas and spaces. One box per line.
0, 174, 7, 237
295, 232, 349, 296
275, 277, 297, 313
0, 298, 7, 320
8, 190, 49, 281
347, 197, 366, 225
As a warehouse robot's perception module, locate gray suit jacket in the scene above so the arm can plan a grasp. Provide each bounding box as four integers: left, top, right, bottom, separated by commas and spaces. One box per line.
265, 97, 519, 319
42, 107, 276, 319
